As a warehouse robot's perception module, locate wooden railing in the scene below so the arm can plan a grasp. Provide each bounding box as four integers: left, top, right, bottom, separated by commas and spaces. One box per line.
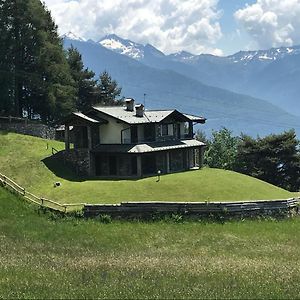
0, 172, 85, 212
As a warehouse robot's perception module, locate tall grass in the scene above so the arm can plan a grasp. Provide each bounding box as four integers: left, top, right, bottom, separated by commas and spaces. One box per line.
0, 188, 299, 299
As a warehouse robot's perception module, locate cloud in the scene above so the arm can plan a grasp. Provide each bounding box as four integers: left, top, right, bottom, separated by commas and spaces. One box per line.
234, 0, 300, 49
44, 0, 223, 55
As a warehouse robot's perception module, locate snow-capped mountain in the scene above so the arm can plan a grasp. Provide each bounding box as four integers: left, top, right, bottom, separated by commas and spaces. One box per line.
167, 45, 300, 66
62, 32, 300, 117
98, 34, 146, 60
167, 51, 197, 63
96, 33, 300, 70
227, 46, 300, 64
61, 31, 87, 42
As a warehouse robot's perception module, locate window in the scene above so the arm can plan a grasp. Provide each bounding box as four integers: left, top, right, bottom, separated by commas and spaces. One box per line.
161, 124, 168, 136
160, 124, 174, 136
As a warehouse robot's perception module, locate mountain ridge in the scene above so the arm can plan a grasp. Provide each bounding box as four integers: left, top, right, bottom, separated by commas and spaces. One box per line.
62, 35, 300, 137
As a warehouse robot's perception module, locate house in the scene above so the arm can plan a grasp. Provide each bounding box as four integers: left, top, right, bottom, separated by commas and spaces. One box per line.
61, 98, 206, 178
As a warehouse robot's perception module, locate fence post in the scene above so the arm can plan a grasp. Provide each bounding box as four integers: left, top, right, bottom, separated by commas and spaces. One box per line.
41, 198, 44, 206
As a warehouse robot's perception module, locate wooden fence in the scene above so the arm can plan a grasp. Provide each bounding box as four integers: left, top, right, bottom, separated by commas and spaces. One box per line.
1, 171, 299, 219
0, 172, 85, 212
83, 199, 300, 219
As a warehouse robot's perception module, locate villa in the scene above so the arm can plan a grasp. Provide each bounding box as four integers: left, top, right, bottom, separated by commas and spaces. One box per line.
61, 98, 206, 178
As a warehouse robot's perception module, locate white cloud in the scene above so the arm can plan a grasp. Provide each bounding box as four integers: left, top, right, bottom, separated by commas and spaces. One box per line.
44, 0, 223, 54
234, 0, 300, 49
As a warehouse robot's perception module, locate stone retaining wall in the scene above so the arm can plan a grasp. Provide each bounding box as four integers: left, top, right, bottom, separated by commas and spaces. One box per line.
60, 149, 91, 176
0, 118, 55, 140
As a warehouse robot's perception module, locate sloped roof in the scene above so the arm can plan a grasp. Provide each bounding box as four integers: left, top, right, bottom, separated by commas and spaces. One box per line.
93, 106, 174, 124
92, 139, 205, 154
73, 112, 100, 123
92, 106, 205, 124
183, 113, 206, 123
62, 112, 108, 125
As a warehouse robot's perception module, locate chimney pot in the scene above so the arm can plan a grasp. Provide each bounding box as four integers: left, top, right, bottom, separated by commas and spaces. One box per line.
125, 98, 135, 111
135, 104, 144, 117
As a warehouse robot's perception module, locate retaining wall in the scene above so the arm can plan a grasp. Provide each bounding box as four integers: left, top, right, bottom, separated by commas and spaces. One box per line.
60, 149, 91, 176
0, 117, 55, 139
83, 198, 300, 219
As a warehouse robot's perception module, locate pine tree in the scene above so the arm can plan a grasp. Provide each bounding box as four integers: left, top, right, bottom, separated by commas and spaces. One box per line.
235, 130, 300, 191
97, 71, 123, 106
0, 0, 76, 121
66, 46, 98, 111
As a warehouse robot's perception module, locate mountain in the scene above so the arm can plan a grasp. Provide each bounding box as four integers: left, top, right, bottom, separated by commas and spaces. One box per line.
61, 31, 87, 42
98, 34, 165, 61
63, 35, 300, 137
96, 34, 300, 116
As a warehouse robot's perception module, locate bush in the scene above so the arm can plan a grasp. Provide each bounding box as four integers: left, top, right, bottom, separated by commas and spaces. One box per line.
96, 214, 112, 224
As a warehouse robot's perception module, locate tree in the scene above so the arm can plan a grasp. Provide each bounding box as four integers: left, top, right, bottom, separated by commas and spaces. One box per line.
0, 0, 76, 121
203, 128, 239, 170
66, 46, 98, 111
235, 130, 300, 191
97, 71, 123, 106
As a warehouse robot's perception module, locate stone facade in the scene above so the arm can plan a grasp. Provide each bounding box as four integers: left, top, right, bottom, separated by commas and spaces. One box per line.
62, 149, 91, 176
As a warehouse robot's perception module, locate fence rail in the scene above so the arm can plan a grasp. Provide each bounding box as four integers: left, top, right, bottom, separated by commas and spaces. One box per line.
0, 172, 85, 212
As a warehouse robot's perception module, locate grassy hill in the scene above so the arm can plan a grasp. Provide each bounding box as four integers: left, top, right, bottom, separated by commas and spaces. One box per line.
1, 187, 300, 298
0, 131, 294, 205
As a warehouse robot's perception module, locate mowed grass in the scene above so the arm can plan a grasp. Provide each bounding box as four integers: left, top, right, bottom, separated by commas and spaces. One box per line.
0, 187, 300, 299
0, 131, 294, 204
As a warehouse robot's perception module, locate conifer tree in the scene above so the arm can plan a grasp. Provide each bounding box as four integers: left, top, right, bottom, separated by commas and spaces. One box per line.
97, 71, 123, 106
66, 46, 98, 111
235, 130, 300, 191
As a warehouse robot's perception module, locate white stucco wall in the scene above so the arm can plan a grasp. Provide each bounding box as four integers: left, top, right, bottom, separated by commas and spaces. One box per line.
99, 115, 130, 144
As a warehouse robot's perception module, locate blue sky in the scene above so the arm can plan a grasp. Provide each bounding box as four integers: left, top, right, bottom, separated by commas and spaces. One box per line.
45, 0, 300, 56
217, 0, 257, 54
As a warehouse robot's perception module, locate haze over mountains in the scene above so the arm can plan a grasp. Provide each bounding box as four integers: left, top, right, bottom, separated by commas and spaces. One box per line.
62, 32, 300, 137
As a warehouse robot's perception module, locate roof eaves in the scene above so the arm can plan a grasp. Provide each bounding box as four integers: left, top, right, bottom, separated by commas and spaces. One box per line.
92, 107, 131, 125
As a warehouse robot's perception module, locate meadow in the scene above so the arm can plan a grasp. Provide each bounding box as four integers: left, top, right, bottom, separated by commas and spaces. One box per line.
0, 187, 299, 299
0, 131, 294, 205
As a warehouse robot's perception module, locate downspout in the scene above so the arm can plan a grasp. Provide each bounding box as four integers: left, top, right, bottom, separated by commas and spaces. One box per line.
121, 127, 131, 144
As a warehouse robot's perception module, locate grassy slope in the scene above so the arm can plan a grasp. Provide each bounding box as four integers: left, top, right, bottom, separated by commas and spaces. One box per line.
1, 187, 300, 299
0, 131, 293, 204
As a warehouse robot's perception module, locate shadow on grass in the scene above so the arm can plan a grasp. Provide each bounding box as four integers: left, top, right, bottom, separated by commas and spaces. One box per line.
0, 130, 9, 135
42, 156, 86, 182
42, 155, 141, 183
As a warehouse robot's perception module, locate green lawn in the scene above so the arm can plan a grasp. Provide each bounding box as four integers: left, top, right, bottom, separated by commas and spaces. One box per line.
0, 187, 300, 299
0, 131, 294, 204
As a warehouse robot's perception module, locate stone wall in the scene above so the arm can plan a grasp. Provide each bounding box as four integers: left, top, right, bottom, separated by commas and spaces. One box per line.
62, 149, 91, 176
0, 118, 56, 140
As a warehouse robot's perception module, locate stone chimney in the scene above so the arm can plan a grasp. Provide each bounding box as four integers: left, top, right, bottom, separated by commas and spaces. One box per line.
125, 98, 135, 111
135, 104, 144, 117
